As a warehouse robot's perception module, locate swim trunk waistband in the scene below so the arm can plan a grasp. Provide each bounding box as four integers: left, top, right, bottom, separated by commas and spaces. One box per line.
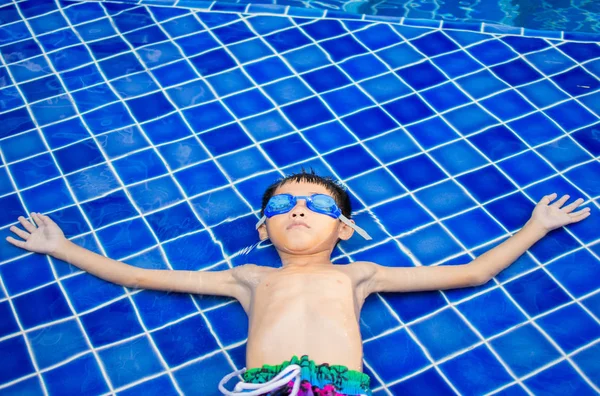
242, 355, 372, 396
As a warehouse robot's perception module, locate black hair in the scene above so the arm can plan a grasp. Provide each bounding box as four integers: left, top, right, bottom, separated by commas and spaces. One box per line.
260, 168, 352, 219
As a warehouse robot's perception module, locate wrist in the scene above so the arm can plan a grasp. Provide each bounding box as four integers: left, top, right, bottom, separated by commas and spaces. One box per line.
51, 238, 72, 258
523, 219, 549, 239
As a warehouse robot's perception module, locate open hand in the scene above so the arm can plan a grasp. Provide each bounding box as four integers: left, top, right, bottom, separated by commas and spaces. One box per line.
6, 213, 67, 255
529, 193, 592, 233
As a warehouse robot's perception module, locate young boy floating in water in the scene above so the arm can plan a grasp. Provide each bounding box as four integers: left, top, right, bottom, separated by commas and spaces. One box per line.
6, 171, 592, 395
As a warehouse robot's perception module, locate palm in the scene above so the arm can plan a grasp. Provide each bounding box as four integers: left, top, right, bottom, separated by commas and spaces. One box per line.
6, 213, 66, 255
530, 193, 591, 232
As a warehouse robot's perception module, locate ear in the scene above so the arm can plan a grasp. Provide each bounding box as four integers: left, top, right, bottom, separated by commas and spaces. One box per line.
257, 223, 269, 241
338, 219, 355, 241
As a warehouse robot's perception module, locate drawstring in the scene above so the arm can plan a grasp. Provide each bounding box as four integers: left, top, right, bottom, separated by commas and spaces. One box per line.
218, 364, 301, 396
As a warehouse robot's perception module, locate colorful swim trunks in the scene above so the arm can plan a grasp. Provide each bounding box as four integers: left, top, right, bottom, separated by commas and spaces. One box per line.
242, 355, 372, 396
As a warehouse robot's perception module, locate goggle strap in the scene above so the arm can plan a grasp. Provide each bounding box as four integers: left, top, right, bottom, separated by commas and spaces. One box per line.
255, 215, 266, 230
339, 215, 372, 240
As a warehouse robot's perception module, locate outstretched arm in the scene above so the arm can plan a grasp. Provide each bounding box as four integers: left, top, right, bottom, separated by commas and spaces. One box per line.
364, 193, 591, 294
6, 213, 246, 299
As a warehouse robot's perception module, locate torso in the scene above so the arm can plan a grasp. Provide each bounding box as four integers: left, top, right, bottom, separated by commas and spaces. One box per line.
233, 262, 375, 372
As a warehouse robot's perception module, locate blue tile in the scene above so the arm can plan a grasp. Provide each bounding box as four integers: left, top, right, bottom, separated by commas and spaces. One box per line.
0, 335, 36, 384
501, 36, 550, 54
137, 42, 183, 68
0, 21, 30, 46
506, 269, 571, 316
199, 123, 253, 156
206, 68, 253, 97
400, 223, 463, 265
223, 88, 273, 118
389, 154, 447, 190
339, 53, 388, 81
545, 100, 598, 132
244, 56, 293, 84
431, 50, 482, 78
579, 90, 600, 116
364, 128, 420, 163
526, 360, 597, 395
565, 161, 600, 197
490, 324, 561, 377
444, 29, 489, 46
20, 178, 74, 214
240, 110, 293, 142
0, 130, 46, 162
538, 136, 593, 170
175, 351, 236, 395
175, 160, 229, 196
507, 111, 564, 146
0, 167, 12, 196
283, 44, 331, 73
325, 144, 379, 179
128, 176, 183, 212
9, 56, 52, 83
302, 121, 356, 152
421, 82, 471, 112
80, 298, 143, 347
407, 116, 460, 149
189, 48, 236, 76
80, 190, 138, 229
415, 179, 476, 218
119, 374, 179, 396
9, 153, 60, 189
183, 101, 234, 132
76, 18, 118, 41
0, 253, 54, 295
13, 283, 72, 328
346, 168, 406, 206
31, 95, 77, 127
558, 42, 600, 63
262, 133, 313, 167
371, 196, 433, 235
458, 165, 515, 202
43, 353, 108, 394
83, 101, 135, 134
147, 202, 203, 241
430, 140, 488, 175
469, 125, 528, 160
161, 14, 203, 37
2, 38, 41, 63
458, 288, 526, 337
67, 163, 121, 201
205, 302, 248, 345
213, 21, 256, 44
525, 47, 576, 75
282, 96, 335, 129
19, 74, 63, 102
363, 329, 429, 382
111, 72, 160, 99
492, 58, 544, 86
377, 42, 424, 69
499, 151, 555, 186
113, 149, 169, 185
323, 85, 373, 116
247, 15, 294, 35
389, 368, 454, 395
229, 38, 274, 63
153, 60, 198, 88
443, 104, 497, 134
112, 7, 155, 32
262, 76, 312, 105
28, 319, 88, 370
72, 83, 119, 113
412, 31, 459, 57
552, 67, 600, 97
359, 72, 411, 103
384, 94, 434, 125
61, 64, 104, 91
209, 214, 259, 256
440, 345, 513, 395
88, 36, 130, 60
444, 207, 506, 247
572, 122, 600, 156
302, 65, 352, 93
264, 27, 311, 52
175, 32, 219, 56
354, 24, 401, 51
101, 126, 149, 159
134, 289, 197, 330
572, 344, 600, 388
320, 34, 368, 62
300, 19, 345, 40
456, 69, 510, 99
359, 292, 401, 338
342, 106, 397, 138
396, 60, 446, 90
481, 90, 535, 120
152, 315, 219, 367
100, 336, 164, 388
537, 303, 600, 353
191, 187, 249, 226
467, 39, 517, 66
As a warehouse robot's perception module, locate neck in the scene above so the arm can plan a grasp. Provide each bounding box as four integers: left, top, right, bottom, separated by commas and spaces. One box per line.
278, 250, 334, 269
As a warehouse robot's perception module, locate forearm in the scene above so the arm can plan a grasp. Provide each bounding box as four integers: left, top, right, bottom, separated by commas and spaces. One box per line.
52, 239, 142, 287
470, 220, 548, 282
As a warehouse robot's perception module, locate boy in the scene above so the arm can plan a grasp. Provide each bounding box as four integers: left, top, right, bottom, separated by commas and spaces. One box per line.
6, 171, 592, 395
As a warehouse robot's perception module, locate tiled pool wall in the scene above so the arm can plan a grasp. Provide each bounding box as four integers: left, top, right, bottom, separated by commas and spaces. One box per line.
0, 0, 599, 394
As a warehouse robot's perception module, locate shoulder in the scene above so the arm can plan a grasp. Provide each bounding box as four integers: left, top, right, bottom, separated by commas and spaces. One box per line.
231, 263, 275, 287
338, 261, 378, 283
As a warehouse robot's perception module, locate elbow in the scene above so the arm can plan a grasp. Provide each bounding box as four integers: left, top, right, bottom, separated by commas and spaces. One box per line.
468, 266, 491, 287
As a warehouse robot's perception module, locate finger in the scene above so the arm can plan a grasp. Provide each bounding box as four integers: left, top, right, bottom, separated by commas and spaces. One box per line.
32, 213, 45, 228
569, 207, 591, 217
9, 225, 30, 240
5, 236, 26, 249
563, 198, 585, 213
570, 211, 591, 223
539, 193, 557, 205
18, 215, 37, 233
550, 194, 570, 208
39, 213, 56, 227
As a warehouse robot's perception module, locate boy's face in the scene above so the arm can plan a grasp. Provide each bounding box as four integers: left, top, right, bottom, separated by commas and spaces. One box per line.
257, 182, 355, 254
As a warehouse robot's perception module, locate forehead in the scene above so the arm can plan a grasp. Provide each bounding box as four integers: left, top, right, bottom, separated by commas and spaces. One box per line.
273, 182, 332, 196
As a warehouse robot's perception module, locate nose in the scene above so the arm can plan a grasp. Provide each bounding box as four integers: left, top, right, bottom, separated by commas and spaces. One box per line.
290, 198, 307, 217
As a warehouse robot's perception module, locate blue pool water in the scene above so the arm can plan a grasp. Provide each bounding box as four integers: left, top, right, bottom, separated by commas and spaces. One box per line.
1, 0, 600, 394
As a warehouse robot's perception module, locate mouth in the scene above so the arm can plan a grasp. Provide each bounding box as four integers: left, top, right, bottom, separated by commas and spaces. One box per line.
288, 223, 309, 229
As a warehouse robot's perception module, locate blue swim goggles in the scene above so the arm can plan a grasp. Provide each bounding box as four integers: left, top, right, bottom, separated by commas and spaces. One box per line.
255, 194, 372, 240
